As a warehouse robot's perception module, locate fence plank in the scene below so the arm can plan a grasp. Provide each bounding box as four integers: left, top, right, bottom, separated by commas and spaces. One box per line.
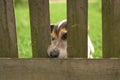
29, 0, 50, 58
0, 59, 120, 80
0, 0, 18, 58
67, 0, 88, 58
102, 0, 120, 58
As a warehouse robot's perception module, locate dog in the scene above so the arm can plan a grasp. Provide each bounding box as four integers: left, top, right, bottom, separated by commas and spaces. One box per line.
47, 20, 94, 58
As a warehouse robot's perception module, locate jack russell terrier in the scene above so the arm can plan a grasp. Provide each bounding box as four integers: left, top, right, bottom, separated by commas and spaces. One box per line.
47, 20, 94, 58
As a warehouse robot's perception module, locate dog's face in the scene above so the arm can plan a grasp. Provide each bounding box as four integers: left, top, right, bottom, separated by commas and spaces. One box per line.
47, 20, 67, 58
47, 20, 95, 58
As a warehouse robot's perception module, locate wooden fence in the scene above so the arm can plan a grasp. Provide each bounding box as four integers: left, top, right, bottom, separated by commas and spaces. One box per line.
0, 0, 120, 80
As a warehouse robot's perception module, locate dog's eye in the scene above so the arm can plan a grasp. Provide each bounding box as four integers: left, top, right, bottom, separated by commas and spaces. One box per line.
61, 33, 67, 40
51, 37, 55, 41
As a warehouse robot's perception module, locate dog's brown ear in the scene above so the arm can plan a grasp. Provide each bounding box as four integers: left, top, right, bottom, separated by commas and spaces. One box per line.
50, 24, 54, 32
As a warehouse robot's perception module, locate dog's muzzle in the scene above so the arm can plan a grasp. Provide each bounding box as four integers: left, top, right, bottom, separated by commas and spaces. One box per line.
50, 49, 59, 58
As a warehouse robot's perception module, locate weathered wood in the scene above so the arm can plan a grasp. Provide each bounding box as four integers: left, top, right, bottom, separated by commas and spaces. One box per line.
0, 0, 18, 57
0, 59, 120, 80
29, 0, 50, 58
102, 0, 120, 58
67, 0, 88, 58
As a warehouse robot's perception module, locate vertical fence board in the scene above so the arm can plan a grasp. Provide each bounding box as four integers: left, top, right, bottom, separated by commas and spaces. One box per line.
29, 0, 50, 58
67, 0, 88, 58
102, 0, 120, 58
0, 0, 18, 58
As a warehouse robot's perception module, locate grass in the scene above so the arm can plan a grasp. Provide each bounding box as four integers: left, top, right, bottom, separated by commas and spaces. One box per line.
88, 0, 102, 58
50, 2, 67, 23
15, 0, 102, 58
15, 4, 32, 58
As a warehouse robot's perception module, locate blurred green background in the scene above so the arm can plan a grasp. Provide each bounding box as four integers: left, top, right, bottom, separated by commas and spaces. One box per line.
14, 0, 102, 58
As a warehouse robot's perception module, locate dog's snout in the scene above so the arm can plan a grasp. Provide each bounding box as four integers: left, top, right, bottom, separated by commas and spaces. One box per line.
50, 50, 59, 58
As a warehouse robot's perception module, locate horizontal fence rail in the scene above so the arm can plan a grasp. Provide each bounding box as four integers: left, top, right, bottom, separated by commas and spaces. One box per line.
0, 59, 120, 80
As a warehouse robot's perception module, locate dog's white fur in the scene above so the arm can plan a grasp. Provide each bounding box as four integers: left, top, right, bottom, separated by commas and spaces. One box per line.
88, 36, 94, 58
57, 20, 67, 30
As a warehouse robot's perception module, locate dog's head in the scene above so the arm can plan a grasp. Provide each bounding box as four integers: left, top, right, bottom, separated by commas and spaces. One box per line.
47, 20, 67, 58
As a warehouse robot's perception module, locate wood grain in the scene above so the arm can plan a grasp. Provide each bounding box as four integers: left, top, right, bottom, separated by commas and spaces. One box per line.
29, 0, 51, 58
67, 0, 88, 58
0, 59, 120, 80
0, 0, 18, 57
102, 0, 120, 58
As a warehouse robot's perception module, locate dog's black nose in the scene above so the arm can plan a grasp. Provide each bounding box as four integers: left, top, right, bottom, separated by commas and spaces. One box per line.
50, 50, 59, 58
